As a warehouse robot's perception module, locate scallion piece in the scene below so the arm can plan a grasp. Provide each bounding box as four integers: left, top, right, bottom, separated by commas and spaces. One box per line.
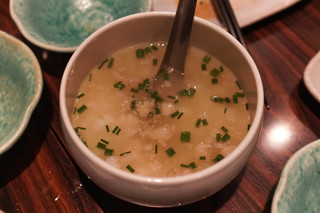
216, 133, 221, 142
112, 126, 119, 134
202, 55, 211, 63
211, 78, 218, 84
98, 58, 108, 69
163, 72, 170, 81
155, 144, 158, 154
116, 128, 121, 135
166, 147, 176, 157
100, 139, 109, 144
196, 119, 201, 128
189, 162, 197, 169
77, 93, 85, 99
233, 95, 238, 104
177, 112, 184, 119
113, 81, 125, 90
180, 131, 191, 142
248, 124, 251, 131
225, 97, 231, 103
136, 49, 145, 58
144, 47, 151, 54
120, 151, 131, 156
126, 165, 135, 173
219, 66, 224, 72
224, 107, 227, 114
155, 105, 160, 114
97, 142, 106, 150
202, 119, 208, 126
210, 68, 221, 77
235, 81, 242, 89
73, 107, 77, 114
167, 95, 176, 99
236, 92, 245, 97
108, 58, 114, 68
179, 88, 196, 98
171, 111, 180, 118
246, 103, 249, 110
131, 100, 136, 109
213, 154, 224, 163
200, 156, 206, 160
151, 44, 158, 51
180, 164, 189, 168
77, 105, 87, 113
221, 133, 231, 142
104, 148, 114, 156
106, 125, 110, 132
89, 73, 92, 81
221, 126, 228, 132
153, 58, 158, 66
201, 64, 207, 71
74, 126, 86, 135
130, 88, 139, 93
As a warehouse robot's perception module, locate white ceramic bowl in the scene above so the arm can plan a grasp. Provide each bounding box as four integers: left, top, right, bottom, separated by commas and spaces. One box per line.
59, 12, 264, 207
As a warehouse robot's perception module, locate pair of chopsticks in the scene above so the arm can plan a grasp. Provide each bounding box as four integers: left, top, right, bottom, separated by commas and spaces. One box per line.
211, 0, 270, 110
211, 0, 246, 49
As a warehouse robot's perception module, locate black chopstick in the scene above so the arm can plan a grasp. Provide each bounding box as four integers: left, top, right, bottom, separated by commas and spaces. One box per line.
211, 0, 246, 49
211, 0, 270, 110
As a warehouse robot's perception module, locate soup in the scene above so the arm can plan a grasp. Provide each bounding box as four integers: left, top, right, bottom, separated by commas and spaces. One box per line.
71, 42, 251, 177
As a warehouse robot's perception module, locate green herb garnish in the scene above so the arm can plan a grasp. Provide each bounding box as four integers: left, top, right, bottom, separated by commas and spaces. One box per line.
77, 105, 87, 113
180, 131, 191, 142
104, 148, 114, 156
100, 139, 109, 144
136, 49, 145, 58
77, 93, 85, 99
153, 58, 158, 66
211, 78, 218, 84
171, 111, 180, 118
221, 133, 231, 142
210, 68, 221, 77
120, 151, 131, 156
166, 147, 176, 157
179, 88, 196, 98
126, 165, 135, 173
97, 142, 106, 149
200, 156, 206, 160
98, 58, 108, 69
108, 58, 114, 68
201, 64, 207, 71
155, 144, 158, 154
233, 95, 238, 104
213, 154, 224, 163
202, 55, 211, 63
113, 81, 125, 90
235, 81, 242, 89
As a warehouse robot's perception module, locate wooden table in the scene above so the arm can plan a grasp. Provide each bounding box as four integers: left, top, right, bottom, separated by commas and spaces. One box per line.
1, 0, 319, 212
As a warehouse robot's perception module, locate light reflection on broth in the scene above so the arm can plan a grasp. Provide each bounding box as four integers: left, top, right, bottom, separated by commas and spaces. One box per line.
71, 42, 251, 177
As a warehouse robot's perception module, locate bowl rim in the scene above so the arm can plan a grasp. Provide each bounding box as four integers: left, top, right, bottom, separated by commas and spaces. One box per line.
59, 11, 264, 185
0, 30, 43, 155
271, 139, 320, 213
9, 0, 152, 53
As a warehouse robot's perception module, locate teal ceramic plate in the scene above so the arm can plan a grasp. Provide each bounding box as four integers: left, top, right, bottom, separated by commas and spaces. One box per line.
10, 0, 151, 52
0, 31, 42, 155
272, 139, 320, 213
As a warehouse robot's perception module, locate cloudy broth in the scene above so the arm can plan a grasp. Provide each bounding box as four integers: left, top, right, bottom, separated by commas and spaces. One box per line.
71, 43, 251, 177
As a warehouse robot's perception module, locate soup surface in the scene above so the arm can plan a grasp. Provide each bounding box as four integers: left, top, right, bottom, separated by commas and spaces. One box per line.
71, 43, 251, 177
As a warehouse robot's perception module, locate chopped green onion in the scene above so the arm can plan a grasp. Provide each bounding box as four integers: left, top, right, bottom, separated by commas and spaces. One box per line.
108, 58, 114, 68
248, 124, 251, 131
171, 111, 180, 118
167, 95, 176, 99
179, 88, 196, 98
236, 92, 245, 97
235, 81, 242, 89
151, 44, 158, 51
202, 119, 208, 126
120, 151, 131, 156
153, 58, 158, 66
73, 107, 77, 114
130, 88, 139, 93
155, 144, 158, 154
246, 103, 249, 110
225, 97, 231, 103
98, 58, 108, 69
219, 66, 224, 72
221, 133, 231, 142
77, 105, 87, 113
155, 105, 161, 114
189, 162, 197, 169
113, 81, 125, 90
136, 49, 145, 58
210, 68, 221, 77
174, 100, 179, 104
104, 148, 114, 156
100, 139, 109, 144
83, 141, 88, 147
131, 100, 136, 109
180, 131, 191, 142
105, 125, 110, 132
112, 126, 119, 134
163, 72, 170, 81
116, 128, 121, 135
202, 55, 211, 63
200, 156, 206, 160
177, 112, 184, 119
97, 142, 106, 149
196, 118, 201, 128
126, 165, 135, 173
166, 147, 176, 157
144, 47, 151, 54
233, 95, 238, 104
221, 126, 228, 132
74, 126, 86, 135
201, 64, 207, 71
224, 107, 227, 113
213, 154, 224, 163
77, 93, 85, 99
211, 78, 218, 84
180, 164, 189, 168
89, 73, 92, 81
216, 133, 221, 142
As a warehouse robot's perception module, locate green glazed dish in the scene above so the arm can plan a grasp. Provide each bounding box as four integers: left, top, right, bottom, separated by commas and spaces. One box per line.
0, 31, 42, 155
272, 139, 320, 213
10, 0, 151, 52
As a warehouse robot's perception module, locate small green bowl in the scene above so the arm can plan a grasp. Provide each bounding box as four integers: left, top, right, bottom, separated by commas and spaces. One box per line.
0, 31, 42, 155
272, 139, 320, 212
10, 0, 151, 52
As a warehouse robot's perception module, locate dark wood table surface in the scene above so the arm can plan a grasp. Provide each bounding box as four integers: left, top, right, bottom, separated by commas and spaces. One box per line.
1, 0, 320, 212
